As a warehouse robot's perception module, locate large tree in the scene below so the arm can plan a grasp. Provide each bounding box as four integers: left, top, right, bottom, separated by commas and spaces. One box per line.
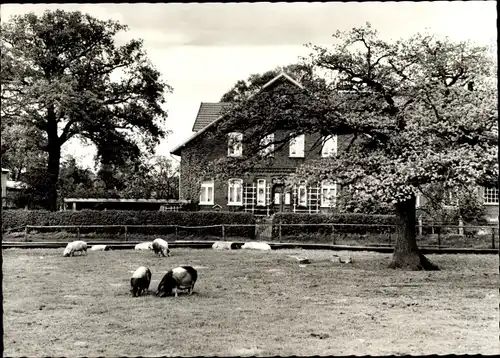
1, 10, 171, 210
220, 63, 315, 102
208, 24, 498, 270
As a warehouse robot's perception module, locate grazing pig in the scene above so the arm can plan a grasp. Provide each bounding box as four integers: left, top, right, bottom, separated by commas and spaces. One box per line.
63, 240, 88, 257
151, 238, 170, 257
212, 241, 242, 250
241, 242, 272, 251
89, 244, 110, 251
134, 242, 153, 250
156, 266, 197, 297
130, 266, 152, 297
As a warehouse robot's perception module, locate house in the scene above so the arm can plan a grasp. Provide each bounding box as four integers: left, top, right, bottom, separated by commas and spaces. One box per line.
5, 179, 29, 209
171, 72, 499, 220
171, 72, 344, 216
415, 187, 498, 223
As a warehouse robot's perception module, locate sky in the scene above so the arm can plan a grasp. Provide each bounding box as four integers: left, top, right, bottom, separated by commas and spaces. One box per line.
1, 2, 497, 171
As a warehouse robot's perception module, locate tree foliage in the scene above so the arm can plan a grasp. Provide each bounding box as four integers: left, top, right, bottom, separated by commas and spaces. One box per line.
208, 23, 498, 270
1, 10, 171, 210
220, 63, 314, 102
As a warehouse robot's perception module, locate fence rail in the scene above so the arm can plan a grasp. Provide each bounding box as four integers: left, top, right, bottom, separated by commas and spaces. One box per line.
6, 222, 497, 249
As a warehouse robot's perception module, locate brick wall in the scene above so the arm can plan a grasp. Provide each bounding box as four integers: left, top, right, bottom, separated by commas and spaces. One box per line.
178, 130, 349, 212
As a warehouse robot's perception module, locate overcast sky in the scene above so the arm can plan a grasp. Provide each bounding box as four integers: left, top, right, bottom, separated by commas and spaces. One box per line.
1, 2, 497, 170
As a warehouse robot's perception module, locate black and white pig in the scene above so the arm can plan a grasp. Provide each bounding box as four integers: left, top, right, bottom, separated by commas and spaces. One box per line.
156, 266, 197, 297
130, 266, 152, 297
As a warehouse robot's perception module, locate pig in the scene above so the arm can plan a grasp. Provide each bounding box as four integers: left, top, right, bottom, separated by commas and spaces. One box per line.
151, 238, 170, 257
89, 244, 110, 251
63, 241, 88, 257
130, 266, 152, 297
134, 242, 153, 250
241, 242, 272, 251
156, 266, 197, 297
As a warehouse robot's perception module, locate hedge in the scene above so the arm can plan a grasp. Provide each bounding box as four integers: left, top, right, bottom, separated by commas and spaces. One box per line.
272, 212, 398, 236
2, 210, 256, 238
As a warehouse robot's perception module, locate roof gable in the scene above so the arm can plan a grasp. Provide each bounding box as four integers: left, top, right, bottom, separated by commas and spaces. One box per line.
192, 102, 231, 132
171, 71, 304, 156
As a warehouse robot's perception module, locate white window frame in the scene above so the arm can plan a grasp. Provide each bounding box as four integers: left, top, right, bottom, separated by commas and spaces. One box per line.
297, 182, 307, 206
289, 133, 305, 158
484, 186, 499, 205
228, 132, 243, 157
257, 179, 266, 206
321, 135, 337, 157
199, 180, 214, 205
259, 133, 275, 157
321, 180, 337, 207
443, 190, 459, 208
227, 179, 243, 206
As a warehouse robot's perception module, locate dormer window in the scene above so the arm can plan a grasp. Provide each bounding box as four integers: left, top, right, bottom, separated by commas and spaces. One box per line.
289, 133, 305, 158
321, 135, 337, 157
228, 132, 242, 157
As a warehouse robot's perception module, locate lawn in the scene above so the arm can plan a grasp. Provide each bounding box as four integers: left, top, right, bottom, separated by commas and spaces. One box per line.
2, 247, 499, 356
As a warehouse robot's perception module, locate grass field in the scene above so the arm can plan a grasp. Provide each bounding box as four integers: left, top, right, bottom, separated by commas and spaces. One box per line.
2, 247, 499, 356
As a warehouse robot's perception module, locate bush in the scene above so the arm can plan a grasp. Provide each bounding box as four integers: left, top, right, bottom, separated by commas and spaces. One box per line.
272, 212, 397, 237
2, 210, 255, 238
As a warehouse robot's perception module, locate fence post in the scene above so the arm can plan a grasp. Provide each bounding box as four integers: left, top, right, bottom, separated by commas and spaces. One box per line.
24, 226, 28, 242
222, 225, 225, 239
418, 216, 422, 236
124, 226, 128, 241
332, 224, 336, 245
458, 217, 464, 236
175, 225, 178, 239
279, 222, 282, 241
437, 228, 441, 248
77, 227, 80, 240
492, 228, 496, 249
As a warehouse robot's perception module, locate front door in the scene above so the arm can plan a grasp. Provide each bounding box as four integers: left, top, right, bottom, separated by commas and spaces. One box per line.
272, 184, 284, 213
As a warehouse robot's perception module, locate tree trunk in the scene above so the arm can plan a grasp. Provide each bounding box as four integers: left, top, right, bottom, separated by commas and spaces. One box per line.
46, 106, 61, 211
389, 195, 439, 271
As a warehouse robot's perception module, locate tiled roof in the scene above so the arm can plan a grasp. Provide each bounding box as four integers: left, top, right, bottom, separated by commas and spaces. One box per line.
171, 72, 304, 156
192, 102, 232, 132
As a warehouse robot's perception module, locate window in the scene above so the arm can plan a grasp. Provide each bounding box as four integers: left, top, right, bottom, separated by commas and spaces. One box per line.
484, 186, 499, 204
321, 180, 337, 207
228, 132, 242, 157
259, 133, 274, 157
289, 133, 305, 157
199, 180, 214, 205
257, 179, 266, 206
297, 182, 307, 206
321, 135, 337, 157
284, 192, 291, 205
227, 179, 243, 206
443, 190, 458, 207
